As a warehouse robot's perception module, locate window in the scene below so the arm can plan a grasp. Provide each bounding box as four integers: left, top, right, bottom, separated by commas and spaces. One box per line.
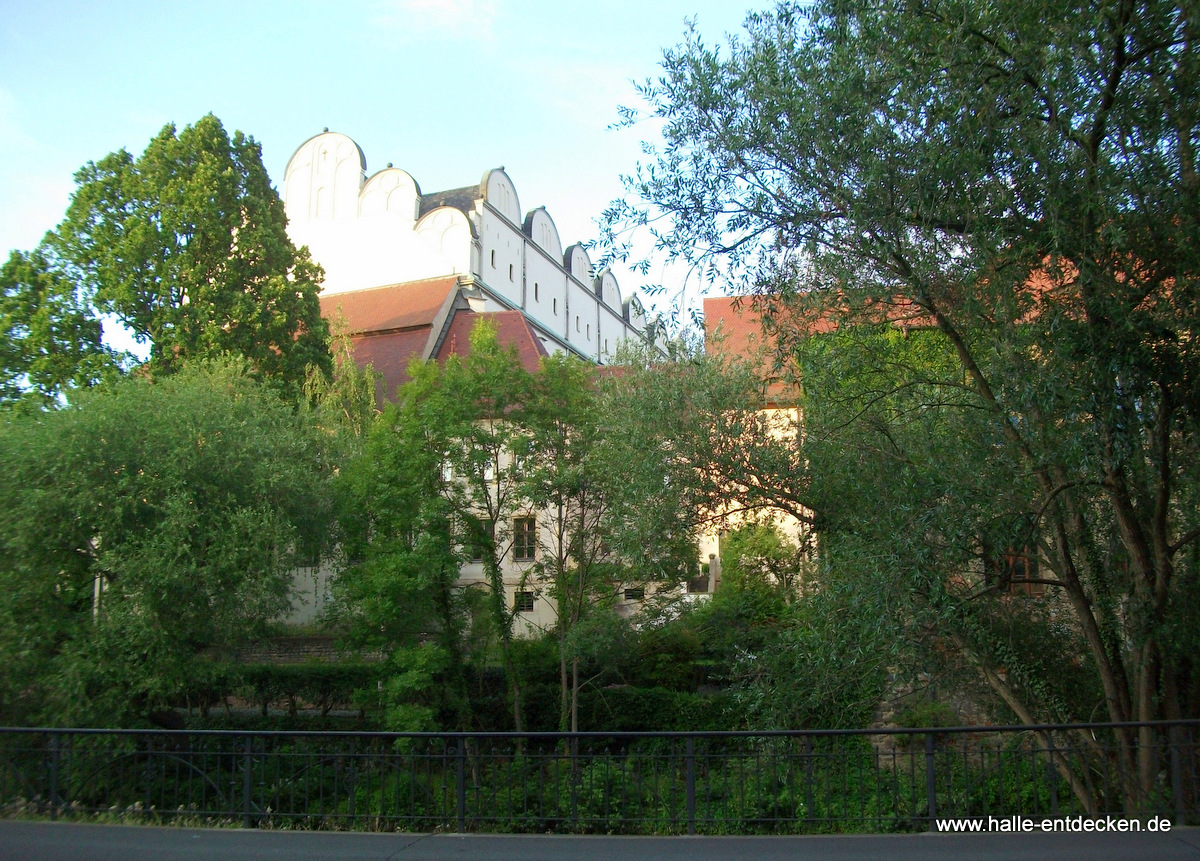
624, 587, 645, 601
586, 323, 591, 340
465, 521, 494, 563
514, 591, 535, 613
553, 298, 558, 315
511, 452, 530, 479
984, 540, 1043, 597
490, 249, 496, 268
509, 263, 514, 281
466, 527, 486, 563
575, 316, 580, 332
534, 282, 539, 301
514, 517, 536, 561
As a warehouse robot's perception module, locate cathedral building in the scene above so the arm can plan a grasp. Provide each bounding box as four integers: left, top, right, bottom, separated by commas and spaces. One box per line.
281, 130, 663, 628
283, 130, 662, 400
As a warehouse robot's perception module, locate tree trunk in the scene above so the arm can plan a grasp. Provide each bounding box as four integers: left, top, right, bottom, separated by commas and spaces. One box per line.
571, 657, 580, 734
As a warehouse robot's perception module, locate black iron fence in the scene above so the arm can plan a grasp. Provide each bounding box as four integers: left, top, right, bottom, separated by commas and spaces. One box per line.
1, 722, 1197, 833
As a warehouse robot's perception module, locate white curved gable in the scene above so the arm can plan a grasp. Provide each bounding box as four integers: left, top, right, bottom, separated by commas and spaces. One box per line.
483, 169, 521, 224
284, 132, 365, 223
284, 131, 472, 294
524, 208, 562, 259
282, 130, 660, 358
416, 207, 471, 274
360, 168, 421, 221
564, 244, 592, 282
624, 295, 646, 329
595, 269, 622, 310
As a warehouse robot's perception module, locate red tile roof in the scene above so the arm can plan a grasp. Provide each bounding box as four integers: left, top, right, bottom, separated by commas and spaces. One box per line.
704, 296, 771, 360
319, 278, 563, 403
319, 276, 460, 335
349, 329, 433, 402
435, 310, 548, 373
703, 296, 816, 406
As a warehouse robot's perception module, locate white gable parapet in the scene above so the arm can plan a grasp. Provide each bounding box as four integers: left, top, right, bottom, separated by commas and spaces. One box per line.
283, 130, 661, 360
284, 131, 365, 223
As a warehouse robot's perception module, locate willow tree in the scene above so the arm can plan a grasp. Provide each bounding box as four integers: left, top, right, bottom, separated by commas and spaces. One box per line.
607, 0, 1200, 808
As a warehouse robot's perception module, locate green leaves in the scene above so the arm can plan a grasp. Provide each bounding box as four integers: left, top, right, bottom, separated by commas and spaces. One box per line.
613, 0, 1200, 742
46, 114, 331, 396
0, 249, 116, 409
0, 360, 333, 725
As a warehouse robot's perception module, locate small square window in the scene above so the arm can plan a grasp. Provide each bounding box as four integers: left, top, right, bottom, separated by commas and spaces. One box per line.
514, 517, 536, 561
514, 591, 535, 613
624, 587, 645, 601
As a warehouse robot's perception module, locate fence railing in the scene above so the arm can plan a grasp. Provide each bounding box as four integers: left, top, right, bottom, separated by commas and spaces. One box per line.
1, 721, 1197, 833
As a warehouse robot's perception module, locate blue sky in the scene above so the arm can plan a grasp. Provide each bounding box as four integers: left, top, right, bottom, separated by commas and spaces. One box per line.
1, 0, 755, 337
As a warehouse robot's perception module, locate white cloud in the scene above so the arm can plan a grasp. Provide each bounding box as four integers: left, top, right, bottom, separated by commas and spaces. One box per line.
369, 0, 498, 42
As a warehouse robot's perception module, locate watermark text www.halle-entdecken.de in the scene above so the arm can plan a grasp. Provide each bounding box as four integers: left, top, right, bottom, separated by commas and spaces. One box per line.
937, 815, 1173, 833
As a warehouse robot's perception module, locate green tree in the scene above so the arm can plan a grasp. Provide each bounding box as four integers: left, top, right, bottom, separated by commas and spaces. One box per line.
523, 354, 626, 732
0, 360, 332, 725
0, 249, 116, 409
612, 0, 1200, 808
334, 325, 695, 733
49, 113, 330, 392
329, 357, 475, 732
303, 325, 380, 466
719, 521, 812, 599
599, 337, 812, 572
333, 323, 537, 731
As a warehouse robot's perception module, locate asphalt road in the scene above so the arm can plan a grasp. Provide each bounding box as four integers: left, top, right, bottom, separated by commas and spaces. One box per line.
3, 822, 1200, 861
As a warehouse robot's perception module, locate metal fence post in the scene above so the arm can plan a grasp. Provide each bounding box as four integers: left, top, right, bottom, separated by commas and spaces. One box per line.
1046, 742, 1059, 817
456, 741, 466, 833
569, 739, 578, 824
242, 735, 254, 829
1170, 724, 1186, 826
804, 736, 815, 823
685, 737, 696, 835
347, 737, 357, 821
925, 733, 937, 829
48, 734, 60, 822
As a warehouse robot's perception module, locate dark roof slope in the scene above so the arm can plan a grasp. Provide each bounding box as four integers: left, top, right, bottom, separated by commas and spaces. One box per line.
418, 185, 480, 218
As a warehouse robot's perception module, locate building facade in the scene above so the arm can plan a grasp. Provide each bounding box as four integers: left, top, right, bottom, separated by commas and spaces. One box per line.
281, 130, 663, 629
283, 131, 661, 378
